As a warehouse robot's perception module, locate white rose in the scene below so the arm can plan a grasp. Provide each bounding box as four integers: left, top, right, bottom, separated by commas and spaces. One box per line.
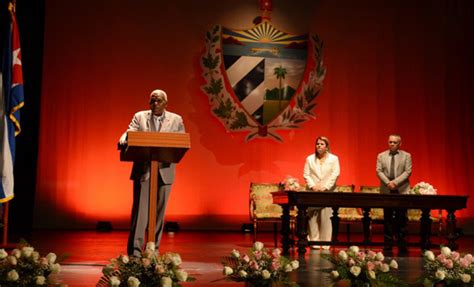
231, 249, 240, 258
461, 274, 471, 283
238, 270, 248, 278
175, 269, 188, 282
102, 264, 115, 276
46, 252, 57, 264
7, 269, 19, 281
254, 241, 264, 251
424, 250, 435, 261
435, 270, 446, 280
11, 249, 21, 258
223, 266, 233, 275
36, 276, 46, 285
160, 276, 172, 287
0, 249, 8, 259
110, 276, 121, 287
32, 251, 40, 262
350, 266, 361, 277
441, 246, 451, 256
127, 276, 140, 287
290, 260, 299, 269
389, 259, 398, 269
145, 242, 156, 251
262, 269, 271, 279
51, 263, 61, 273
380, 263, 390, 273
368, 270, 376, 279
21, 246, 34, 258
143, 249, 154, 259
170, 254, 182, 266
331, 270, 339, 279
349, 246, 360, 253
284, 264, 293, 272
7, 255, 17, 265
121, 255, 129, 264
375, 252, 385, 261
338, 250, 348, 261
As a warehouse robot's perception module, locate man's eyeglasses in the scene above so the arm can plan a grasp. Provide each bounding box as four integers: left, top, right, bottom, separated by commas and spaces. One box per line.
150, 98, 165, 104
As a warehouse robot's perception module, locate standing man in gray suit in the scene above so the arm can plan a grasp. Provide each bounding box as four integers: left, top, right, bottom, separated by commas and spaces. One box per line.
119, 89, 185, 256
376, 134, 412, 256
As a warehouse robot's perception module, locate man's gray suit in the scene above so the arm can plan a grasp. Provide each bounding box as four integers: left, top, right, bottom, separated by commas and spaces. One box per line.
376, 149, 412, 253
120, 110, 185, 256
376, 150, 412, 194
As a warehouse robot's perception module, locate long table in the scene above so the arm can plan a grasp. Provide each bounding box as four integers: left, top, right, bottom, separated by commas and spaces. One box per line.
272, 191, 469, 255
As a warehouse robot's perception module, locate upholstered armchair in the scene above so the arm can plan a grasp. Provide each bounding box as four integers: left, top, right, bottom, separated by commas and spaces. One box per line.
249, 183, 290, 247
359, 186, 384, 221
359, 186, 443, 237
335, 184, 362, 220
407, 203, 443, 237
334, 185, 363, 241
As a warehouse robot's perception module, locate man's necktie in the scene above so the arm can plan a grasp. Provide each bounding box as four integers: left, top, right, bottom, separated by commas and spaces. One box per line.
389, 153, 396, 180
156, 117, 162, 132
151, 116, 162, 132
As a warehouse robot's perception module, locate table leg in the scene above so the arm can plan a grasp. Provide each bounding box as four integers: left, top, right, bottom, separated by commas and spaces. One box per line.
445, 209, 459, 250
420, 209, 432, 250
297, 206, 308, 256
362, 208, 371, 245
332, 207, 340, 243
280, 204, 291, 255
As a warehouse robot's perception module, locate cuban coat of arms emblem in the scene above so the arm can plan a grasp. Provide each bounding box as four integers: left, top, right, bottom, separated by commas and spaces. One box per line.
201, 3, 326, 142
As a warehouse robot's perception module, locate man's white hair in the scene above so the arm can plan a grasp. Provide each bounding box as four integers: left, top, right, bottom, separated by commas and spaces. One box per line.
150, 89, 167, 101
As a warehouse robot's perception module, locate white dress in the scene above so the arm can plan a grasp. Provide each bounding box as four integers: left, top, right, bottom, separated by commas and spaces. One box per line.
303, 153, 340, 243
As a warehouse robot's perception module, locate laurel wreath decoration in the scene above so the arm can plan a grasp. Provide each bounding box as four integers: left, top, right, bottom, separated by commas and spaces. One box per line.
201, 25, 326, 142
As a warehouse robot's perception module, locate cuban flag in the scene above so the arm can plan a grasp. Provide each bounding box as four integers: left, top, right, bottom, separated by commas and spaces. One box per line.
0, 0, 24, 203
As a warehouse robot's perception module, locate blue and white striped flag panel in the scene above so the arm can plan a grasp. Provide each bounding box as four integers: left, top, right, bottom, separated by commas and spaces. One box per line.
222, 22, 308, 125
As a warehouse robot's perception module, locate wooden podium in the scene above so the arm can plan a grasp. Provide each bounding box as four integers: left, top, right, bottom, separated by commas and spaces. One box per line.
119, 131, 190, 242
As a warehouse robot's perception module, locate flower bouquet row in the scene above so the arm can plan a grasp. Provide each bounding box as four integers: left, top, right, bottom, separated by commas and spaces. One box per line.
410, 182, 437, 195
0, 245, 62, 286
98, 242, 194, 287
280, 176, 303, 191
321, 246, 407, 287
222, 241, 299, 287
420, 246, 473, 286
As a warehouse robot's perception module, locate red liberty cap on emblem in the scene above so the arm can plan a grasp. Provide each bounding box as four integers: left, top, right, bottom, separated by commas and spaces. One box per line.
259, 0, 272, 22
260, 0, 272, 11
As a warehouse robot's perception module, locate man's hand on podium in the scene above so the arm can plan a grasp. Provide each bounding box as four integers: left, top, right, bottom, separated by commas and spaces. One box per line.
118, 133, 127, 147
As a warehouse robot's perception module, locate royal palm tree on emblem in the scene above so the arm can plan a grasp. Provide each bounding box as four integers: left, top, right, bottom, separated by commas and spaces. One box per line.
274, 65, 287, 109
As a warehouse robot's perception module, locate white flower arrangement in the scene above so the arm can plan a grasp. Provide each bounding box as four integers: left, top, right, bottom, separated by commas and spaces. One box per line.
280, 175, 302, 191
97, 242, 194, 287
410, 182, 437, 195
222, 241, 299, 286
420, 246, 474, 286
322, 246, 407, 287
0, 245, 62, 286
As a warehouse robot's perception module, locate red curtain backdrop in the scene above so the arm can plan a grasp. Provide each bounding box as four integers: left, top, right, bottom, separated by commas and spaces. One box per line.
34, 0, 474, 229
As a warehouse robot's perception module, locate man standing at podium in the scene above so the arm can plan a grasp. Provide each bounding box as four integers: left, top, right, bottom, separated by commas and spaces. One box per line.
376, 134, 412, 256
119, 89, 185, 256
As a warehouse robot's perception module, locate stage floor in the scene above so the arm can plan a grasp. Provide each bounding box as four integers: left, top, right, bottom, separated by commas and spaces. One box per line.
10, 230, 474, 286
